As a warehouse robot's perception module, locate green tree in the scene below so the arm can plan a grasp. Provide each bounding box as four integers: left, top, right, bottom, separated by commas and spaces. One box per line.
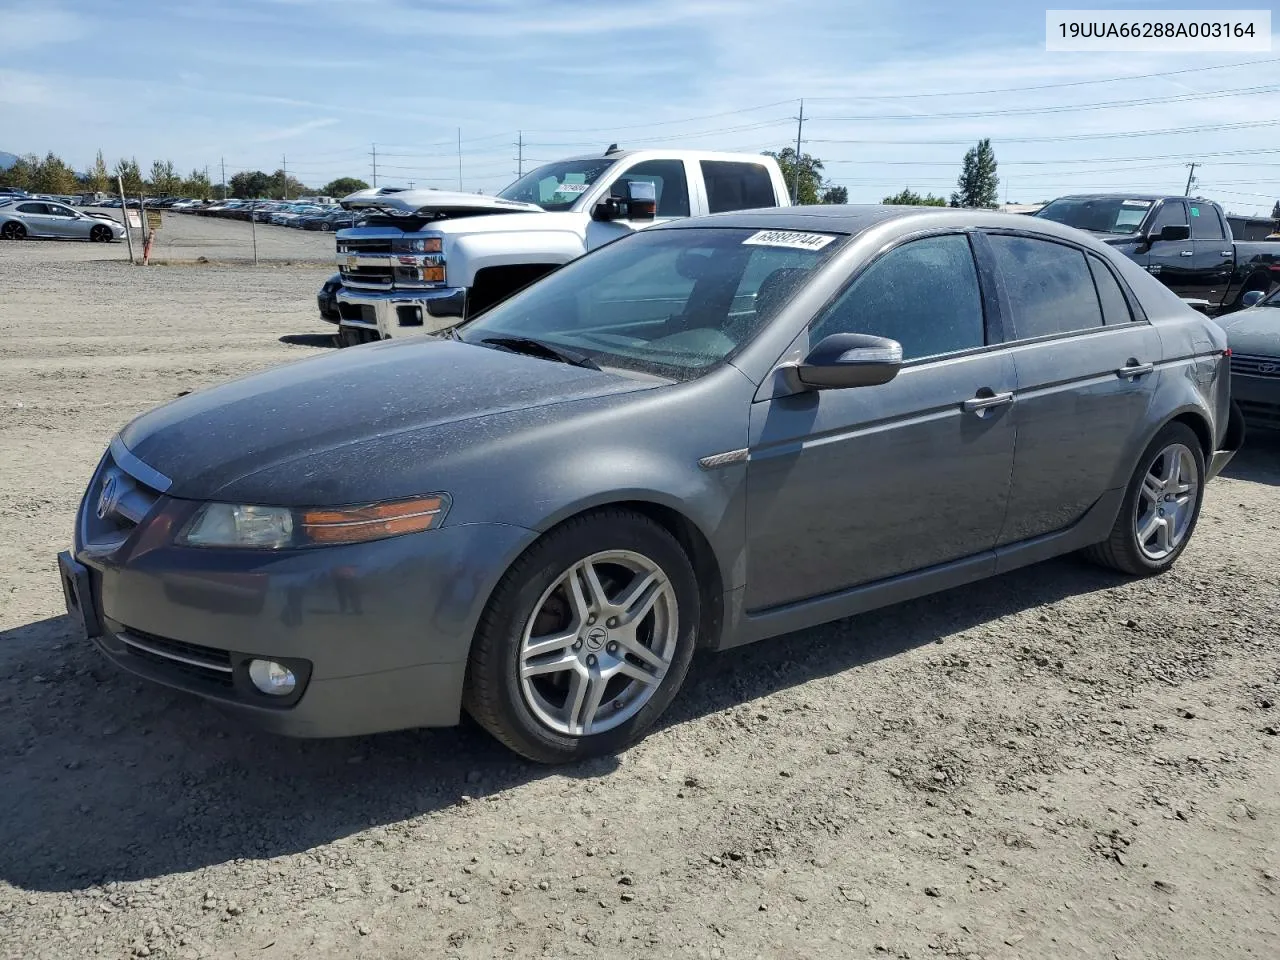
950, 138, 999, 209
114, 157, 143, 194
764, 147, 826, 204
149, 159, 180, 195
182, 168, 212, 199
88, 150, 111, 194
228, 170, 271, 198
882, 187, 947, 206
820, 185, 849, 205
270, 168, 310, 200
0, 154, 37, 191
322, 177, 370, 197
31, 151, 78, 194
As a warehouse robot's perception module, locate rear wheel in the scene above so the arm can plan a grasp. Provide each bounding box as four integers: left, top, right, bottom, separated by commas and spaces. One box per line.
464, 509, 700, 763
89, 224, 112, 242
1, 221, 26, 241
1083, 422, 1205, 576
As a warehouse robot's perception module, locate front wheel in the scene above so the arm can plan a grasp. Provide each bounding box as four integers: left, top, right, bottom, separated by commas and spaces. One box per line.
464, 509, 700, 763
1083, 422, 1206, 576
89, 224, 112, 242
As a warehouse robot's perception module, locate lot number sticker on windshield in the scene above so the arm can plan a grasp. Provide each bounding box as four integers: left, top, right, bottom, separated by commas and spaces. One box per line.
742, 230, 836, 251
555, 182, 590, 194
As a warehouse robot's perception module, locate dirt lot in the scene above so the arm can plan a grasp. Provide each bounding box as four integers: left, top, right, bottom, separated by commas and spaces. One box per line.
1, 239, 1279, 960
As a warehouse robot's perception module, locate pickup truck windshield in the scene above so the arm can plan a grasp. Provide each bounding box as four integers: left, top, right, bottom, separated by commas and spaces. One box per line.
458, 227, 844, 381
1035, 197, 1153, 235
497, 159, 617, 212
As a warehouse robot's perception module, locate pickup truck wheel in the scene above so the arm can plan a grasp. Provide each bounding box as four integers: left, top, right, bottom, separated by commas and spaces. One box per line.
1, 221, 26, 241
464, 509, 699, 763
1082, 422, 1205, 576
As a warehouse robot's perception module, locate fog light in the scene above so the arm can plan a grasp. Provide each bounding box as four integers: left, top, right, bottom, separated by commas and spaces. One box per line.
248, 659, 297, 696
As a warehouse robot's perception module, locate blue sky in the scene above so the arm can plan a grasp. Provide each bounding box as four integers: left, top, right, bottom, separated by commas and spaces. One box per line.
1, 0, 1278, 214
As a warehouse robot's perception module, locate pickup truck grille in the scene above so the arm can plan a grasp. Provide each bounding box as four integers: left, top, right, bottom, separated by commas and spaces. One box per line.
338, 238, 393, 255
1231, 354, 1280, 379
340, 264, 394, 288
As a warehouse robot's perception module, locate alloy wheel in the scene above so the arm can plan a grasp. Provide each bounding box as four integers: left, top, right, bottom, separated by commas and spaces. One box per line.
1, 222, 24, 240
1133, 442, 1199, 560
518, 550, 678, 737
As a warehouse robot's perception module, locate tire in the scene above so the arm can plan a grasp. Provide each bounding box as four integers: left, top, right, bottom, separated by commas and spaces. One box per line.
0, 221, 26, 241
320, 223, 331, 232
89, 224, 111, 243
1083, 422, 1206, 576
337, 326, 363, 348
464, 508, 700, 763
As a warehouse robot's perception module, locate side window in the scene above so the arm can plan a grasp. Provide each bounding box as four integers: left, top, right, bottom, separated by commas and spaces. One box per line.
1150, 200, 1188, 233
988, 235, 1103, 338
1190, 202, 1225, 240
1087, 255, 1133, 325
613, 160, 690, 218
16, 203, 46, 214
811, 234, 984, 361
700, 160, 777, 214
48, 205, 75, 217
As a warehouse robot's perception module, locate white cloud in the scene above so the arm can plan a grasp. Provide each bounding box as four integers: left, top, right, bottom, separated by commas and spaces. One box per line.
0, 2, 89, 50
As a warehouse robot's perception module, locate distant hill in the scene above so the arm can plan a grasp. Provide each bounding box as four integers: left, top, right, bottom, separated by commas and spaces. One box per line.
0, 152, 17, 170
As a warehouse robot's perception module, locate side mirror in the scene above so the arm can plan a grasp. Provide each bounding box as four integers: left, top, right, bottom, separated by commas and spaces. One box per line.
591, 180, 657, 223
1241, 289, 1266, 308
787, 333, 903, 391
1150, 224, 1191, 243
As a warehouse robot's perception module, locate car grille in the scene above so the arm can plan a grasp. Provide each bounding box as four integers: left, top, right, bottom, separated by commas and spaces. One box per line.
80, 451, 162, 545
117, 627, 234, 688
337, 301, 377, 325
339, 264, 394, 288
1231, 354, 1280, 379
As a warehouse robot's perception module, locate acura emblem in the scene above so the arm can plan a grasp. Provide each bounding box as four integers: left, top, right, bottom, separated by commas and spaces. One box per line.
96, 474, 121, 520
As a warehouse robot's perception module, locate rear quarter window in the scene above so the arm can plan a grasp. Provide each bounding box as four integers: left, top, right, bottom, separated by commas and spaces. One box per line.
700, 161, 778, 214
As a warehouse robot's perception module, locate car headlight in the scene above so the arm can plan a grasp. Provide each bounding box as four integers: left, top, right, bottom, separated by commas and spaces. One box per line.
393, 236, 443, 254
176, 495, 450, 549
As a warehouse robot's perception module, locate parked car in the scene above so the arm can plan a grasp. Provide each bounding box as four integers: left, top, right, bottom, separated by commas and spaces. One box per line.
59, 206, 1240, 761
1218, 287, 1280, 430
333, 147, 791, 345
317, 273, 342, 322
0, 199, 126, 241
301, 210, 360, 232
1034, 194, 1280, 314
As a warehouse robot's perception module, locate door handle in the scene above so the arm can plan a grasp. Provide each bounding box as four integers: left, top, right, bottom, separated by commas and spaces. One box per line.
1220, 251, 1232, 257
1116, 361, 1154, 379
962, 390, 1014, 413
1179, 250, 1193, 257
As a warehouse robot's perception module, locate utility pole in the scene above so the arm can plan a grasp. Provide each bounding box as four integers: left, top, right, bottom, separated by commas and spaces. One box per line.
371, 143, 378, 187
517, 130, 523, 178
457, 127, 463, 191
117, 173, 135, 264
790, 99, 805, 205
1184, 162, 1198, 196
282, 154, 288, 200
220, 157, 226, 200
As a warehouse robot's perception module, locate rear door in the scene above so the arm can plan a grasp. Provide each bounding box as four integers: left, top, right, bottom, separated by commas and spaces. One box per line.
1189, 202, 1234, 306
15, 202, 54, 236
1144, 200, 1196, 297
983, 232, 1162, 546
697, 159, 784, 214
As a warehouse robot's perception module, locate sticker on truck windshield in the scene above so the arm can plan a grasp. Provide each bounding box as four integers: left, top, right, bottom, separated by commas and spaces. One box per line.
742, 230, 836, 251
555, 182, 590, 194
1121, 199, 1152, 207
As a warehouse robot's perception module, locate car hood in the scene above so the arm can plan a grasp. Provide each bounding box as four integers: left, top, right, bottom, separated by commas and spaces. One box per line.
1218, 306, 1280, 356
119, 338, 656, 503
340, 187, 544, 217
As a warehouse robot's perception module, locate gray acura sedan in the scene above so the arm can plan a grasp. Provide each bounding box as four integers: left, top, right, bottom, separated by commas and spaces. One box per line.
58, 207, 1241, 762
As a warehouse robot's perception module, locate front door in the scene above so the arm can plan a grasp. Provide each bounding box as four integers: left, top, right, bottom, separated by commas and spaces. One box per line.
983, 232, 1163, 545
744, 232, 1017, 611
585, 159, 695, 251
1144, 199, 1197, 298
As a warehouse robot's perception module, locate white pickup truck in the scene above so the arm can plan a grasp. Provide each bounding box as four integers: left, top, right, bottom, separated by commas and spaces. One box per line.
330, 147, 791, 345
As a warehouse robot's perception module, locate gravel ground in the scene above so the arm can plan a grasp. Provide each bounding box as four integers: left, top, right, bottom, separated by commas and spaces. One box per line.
34, 209, 337, 264
1, 241, 1279, 960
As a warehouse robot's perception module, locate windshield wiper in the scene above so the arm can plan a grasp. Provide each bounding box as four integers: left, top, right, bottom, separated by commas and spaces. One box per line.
478, 336, 600, 370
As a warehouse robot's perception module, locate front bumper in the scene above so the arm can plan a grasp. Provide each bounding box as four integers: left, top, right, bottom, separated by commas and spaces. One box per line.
64, 514, 537, 738
1232, 373, 1280, 431
336, 286, 465, 340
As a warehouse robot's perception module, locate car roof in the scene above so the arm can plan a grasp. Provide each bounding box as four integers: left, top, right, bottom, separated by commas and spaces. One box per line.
1047, 193, 1182, 203
657, 204, 1092, 239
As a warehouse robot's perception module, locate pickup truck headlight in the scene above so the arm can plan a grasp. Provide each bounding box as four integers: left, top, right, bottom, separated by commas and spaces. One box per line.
393, 237, 443, 253
177, 495, 450, 549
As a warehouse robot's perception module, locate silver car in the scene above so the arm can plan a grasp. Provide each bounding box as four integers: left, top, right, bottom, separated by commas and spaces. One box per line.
0, 199, 126, 242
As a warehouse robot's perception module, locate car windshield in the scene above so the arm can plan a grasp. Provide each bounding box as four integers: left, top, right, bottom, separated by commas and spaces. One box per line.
496, 158, 617, 212
458, 226, 845, 380
1035, 197, 1153, 234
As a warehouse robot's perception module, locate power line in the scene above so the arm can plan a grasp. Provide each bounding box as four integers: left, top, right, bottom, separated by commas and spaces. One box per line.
810, 117, 1280, 145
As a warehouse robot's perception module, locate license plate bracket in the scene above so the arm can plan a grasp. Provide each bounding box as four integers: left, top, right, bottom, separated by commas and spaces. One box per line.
57, 550, 102, 639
